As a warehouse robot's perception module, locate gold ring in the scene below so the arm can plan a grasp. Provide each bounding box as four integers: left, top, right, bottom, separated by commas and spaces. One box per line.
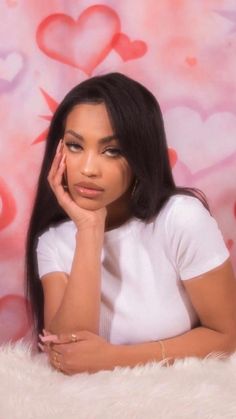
71, 333, 78, 342
53, 353, 58, 362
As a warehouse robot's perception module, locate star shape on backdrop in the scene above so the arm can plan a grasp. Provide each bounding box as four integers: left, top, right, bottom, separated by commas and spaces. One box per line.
32, 88, 58, 144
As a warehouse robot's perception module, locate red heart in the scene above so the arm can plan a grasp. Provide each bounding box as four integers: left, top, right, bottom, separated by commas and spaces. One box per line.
0, 177, 17, 230
185, 56, 197, 66
113, 33, 147, 61
36, 5, 121, 75
226, 239, 234, 250
168, 147, 178, 168
0, 295, 31, 343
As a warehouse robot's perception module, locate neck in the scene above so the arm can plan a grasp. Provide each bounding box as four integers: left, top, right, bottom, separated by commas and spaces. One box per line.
105, 192, 132, 232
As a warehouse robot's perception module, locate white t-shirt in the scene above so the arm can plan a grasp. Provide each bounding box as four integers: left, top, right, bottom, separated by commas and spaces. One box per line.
36, 195, 229, 345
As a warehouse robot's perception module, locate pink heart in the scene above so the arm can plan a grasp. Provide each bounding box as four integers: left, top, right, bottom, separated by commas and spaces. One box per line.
226, 239, 234, 250
0, 51, 25, 92
36, 5, 121, 75
0, 177, 17, 230
0, 52, 23, 82
0, 295, 31, 344
113, 33, 147, 61
168, 147, 178, 168
185, 56, 197, 67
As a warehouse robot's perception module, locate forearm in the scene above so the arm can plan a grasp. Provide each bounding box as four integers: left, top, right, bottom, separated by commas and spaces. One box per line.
49, 228, 103, 334
111, 327, 236, 369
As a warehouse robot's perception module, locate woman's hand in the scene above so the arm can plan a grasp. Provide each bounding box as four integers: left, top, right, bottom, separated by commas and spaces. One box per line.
38, 329, 117, 375
47, 140, 107, 231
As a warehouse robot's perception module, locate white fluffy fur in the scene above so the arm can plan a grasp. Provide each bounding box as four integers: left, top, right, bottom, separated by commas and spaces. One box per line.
1, 340, 236, 419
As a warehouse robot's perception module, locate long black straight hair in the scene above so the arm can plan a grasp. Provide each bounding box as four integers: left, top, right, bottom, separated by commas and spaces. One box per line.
25, 72, 209, 337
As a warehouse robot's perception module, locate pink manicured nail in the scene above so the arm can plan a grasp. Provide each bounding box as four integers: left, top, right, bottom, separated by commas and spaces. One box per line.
56, 140, 62, 153
60, 154, 66, 165
43, 329, 51, 336
39, 334, 59, 342
38, 342, 45, 351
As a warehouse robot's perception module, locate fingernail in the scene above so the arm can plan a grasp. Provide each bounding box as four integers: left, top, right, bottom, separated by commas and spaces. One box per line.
56, 140, 62, 153
39, 334, 59, 342
60, 154, 66, 166
38, 342, 45, 351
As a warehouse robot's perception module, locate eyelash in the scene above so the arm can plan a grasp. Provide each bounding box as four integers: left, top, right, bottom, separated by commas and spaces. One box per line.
64, 142, 122, 157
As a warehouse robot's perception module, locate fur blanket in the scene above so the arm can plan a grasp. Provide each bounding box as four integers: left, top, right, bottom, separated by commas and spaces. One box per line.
0, 340, 236, 419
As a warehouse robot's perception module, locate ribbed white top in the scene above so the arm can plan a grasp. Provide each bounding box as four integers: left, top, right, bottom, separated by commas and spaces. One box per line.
37, 195, 229, 344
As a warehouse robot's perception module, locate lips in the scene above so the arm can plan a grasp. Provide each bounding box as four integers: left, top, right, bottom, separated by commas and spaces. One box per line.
75, 182, 104, 191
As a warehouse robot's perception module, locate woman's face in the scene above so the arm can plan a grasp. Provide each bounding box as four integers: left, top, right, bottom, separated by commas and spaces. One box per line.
62, 103, 134, 217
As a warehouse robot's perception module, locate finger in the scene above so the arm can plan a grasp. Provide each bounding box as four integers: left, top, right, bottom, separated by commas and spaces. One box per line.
47, 140, 63, 183
49, 350, 63, 372
43, 329, 50, 336
50, 139, 63, 171
47, 152, 63, 186
49, 157, 70, 207
39, 334, 59, 344
56, 139, 63, 154
53, 154, 66, 186
38, 342, 45, 352
49, 343, 68, 354
52, 154, 68, 196
51, 330, 97, 344
38, 343, 50, 356
53, 333, 78, 344
49, 348, 74, 375
72, 330, 99, 340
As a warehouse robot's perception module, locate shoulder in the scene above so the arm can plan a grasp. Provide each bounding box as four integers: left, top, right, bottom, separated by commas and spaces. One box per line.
156, 194, 209, 231
157, 193, 227, 250
162, 194, 210, 226
160, 194, 229, 279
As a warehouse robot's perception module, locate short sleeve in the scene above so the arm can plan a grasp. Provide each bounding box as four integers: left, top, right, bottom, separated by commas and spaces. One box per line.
166, 196, 230, 280
36, 228, 63, 278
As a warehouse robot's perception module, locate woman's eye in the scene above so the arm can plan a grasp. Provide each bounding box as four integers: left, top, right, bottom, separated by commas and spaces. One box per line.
65, 142, 82, 152
104, 148, 122, 157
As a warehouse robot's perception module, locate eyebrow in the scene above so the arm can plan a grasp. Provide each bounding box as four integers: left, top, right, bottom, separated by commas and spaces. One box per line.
64, 129, 119, 145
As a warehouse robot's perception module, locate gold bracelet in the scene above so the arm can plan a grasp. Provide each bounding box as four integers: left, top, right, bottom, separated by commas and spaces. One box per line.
159, 340, 170, 367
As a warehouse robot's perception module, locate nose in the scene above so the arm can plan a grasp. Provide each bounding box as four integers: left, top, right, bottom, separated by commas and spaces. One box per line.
79, 152, 101, 177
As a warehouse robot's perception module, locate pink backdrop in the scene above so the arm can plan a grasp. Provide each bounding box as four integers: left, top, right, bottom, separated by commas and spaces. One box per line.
0, 0, 236, 343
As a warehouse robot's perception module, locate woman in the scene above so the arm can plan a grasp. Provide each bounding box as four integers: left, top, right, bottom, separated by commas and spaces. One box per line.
25, 72, 236, 375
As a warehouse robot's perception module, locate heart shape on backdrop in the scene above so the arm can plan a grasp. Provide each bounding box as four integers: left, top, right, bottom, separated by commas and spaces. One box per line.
0, 295, 31, 343
0, 51, 25, 92
168, 147, 178, 168
164, 107, 236, 175
113, 33, 148, 61
36, 5, 121, 75
185, 56, 197, 67
0, 177, 17, 230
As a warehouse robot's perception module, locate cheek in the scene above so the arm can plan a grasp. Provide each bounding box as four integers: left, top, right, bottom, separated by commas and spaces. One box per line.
109, 162, 133, 191
65, 156, 77, 180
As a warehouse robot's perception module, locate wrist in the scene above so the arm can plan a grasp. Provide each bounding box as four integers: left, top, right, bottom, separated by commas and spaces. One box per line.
74, 217, 106, 234
109, 341, 166, 369
76, 226, 104, 242
108, 343, 140, 369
